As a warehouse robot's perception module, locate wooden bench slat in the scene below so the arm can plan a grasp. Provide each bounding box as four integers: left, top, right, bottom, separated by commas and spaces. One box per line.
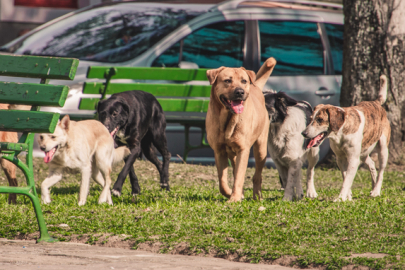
0, 82, 69, 106
83, 82, 211, 97
80, 98, 209, 113
0, 55, 79, 80
0, 111, 60, 133
158, 99, 209, 112
86, 67, 209, 81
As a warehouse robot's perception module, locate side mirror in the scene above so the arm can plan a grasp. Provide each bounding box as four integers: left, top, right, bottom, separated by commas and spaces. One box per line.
179, 61, 199, 69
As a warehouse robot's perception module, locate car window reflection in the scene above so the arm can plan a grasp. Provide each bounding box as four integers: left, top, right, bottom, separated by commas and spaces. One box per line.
9, 3, 204, 63
152, 21, 245, 69
259, 21, 324, 75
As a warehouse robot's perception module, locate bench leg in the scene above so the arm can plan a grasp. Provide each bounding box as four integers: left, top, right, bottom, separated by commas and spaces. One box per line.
183, 124, 210, 162
26, 190, 57, 243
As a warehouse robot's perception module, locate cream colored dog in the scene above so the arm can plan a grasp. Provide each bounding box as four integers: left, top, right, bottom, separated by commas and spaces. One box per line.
206, 58, 276, 202
38, 115, 129, 206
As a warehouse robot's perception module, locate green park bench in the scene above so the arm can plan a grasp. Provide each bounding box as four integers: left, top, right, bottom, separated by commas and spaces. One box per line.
79, 66, 212, 161
0, 54, 78, 243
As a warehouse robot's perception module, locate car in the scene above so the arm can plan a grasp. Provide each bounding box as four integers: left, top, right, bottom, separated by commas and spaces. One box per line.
0, 0, 344, 165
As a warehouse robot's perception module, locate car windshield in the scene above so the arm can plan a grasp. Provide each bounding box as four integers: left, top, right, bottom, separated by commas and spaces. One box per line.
1, 3, 206, 63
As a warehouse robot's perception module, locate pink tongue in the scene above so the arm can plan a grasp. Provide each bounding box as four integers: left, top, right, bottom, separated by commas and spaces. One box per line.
231, 100, 244, 114
44, 150, 53, 163
307, 134, 323, 149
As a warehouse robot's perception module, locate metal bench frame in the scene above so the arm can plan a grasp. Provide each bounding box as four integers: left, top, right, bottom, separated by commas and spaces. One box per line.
0, 54, 78, 243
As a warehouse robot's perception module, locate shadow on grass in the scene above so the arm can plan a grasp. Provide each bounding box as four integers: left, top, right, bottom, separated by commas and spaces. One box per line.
41, 185, 102, 196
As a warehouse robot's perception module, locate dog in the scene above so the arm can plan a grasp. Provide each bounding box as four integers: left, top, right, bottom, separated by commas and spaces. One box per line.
205, 57, 276, 202
0, 104, 18, 204
0, 104, 31, 204
38, 115, 129, 206
97, 90, 171, 197
264, 91, 319, 201
302, 75, 390, 201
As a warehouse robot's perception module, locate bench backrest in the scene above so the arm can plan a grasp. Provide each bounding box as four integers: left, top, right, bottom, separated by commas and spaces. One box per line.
0, 54, 78, 133
80, 67, 211, 113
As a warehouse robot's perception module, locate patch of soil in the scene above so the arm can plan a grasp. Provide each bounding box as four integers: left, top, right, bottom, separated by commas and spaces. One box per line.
137, 241, 163, 253
344, 253, 388, 259
13, 234, 388, 269
342, 265, 370, 270
11, 232, 136, 250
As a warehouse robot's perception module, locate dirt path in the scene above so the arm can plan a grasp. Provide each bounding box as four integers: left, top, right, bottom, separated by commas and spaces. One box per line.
0, 239, 304, 270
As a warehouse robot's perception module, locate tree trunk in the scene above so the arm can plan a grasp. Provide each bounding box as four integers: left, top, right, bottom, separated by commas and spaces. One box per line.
341, 0, 405, 163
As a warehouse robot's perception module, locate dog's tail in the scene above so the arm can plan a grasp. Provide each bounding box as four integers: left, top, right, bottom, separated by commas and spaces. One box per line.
255, 57, 277, 90
378, 75, 388, 105
113, 146, 130, 164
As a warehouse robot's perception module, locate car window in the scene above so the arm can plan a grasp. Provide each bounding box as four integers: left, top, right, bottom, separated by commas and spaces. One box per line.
152, 21, 245, 68
258, 21, 324, 76
325, 23, 343, 75
2, 3, 206, 63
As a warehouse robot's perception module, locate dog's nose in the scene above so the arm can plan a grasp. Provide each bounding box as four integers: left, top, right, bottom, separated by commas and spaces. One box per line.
301, 131, 308, 138
40, 146, 46, 151
234, 88, 244, 98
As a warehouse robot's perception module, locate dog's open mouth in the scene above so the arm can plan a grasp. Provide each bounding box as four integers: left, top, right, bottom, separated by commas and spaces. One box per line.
307, 132, 328, 149
220, 95, 244, 114
43, 146, 58, 163
110, 127, 119, 138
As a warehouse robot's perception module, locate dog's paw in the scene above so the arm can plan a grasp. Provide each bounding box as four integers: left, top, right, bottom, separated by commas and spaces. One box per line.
306, 190, 318, 199
227, 195, 243, 203
41, 196, 52, 204
160, 183, 170, 191
78, 200, 86, 206
111, 189, 121, 197
294, 193, 304, 201
334, 196, 351, 202
282, 195, 293, 201
370, 189, 381, 197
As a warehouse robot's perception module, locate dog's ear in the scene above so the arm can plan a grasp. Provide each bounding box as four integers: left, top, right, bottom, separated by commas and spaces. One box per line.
313, 104, 325, 112
240, 67, 256, 86
60, 115, 70, 131
206, 67, 226, 85
327, 106, 345, 132
275, 92, 297, 116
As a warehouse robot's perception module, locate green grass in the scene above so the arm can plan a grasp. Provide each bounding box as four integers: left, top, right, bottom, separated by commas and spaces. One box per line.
1, 158, 405, 269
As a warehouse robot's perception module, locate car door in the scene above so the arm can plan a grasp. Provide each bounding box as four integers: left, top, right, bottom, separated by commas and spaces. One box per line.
257, 20, 341, 107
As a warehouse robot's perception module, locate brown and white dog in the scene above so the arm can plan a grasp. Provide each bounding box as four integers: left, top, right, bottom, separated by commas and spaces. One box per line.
206, 58, 276, 202
302, 75, 390, 201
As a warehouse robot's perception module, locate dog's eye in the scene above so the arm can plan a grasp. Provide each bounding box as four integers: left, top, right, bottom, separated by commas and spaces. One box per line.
39, 135, 43, 140
224, 79, 231, 83
316, 118, 323, 124
51, 136, 56, 139
241, 79, 247, 84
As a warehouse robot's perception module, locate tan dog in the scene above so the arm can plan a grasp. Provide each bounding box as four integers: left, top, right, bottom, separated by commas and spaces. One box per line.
302, 75, 390, 201
0, 104, 31, 204
206, 58, 276, 202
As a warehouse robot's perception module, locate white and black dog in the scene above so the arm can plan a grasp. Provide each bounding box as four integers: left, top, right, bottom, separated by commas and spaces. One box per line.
264, 91, 319, 201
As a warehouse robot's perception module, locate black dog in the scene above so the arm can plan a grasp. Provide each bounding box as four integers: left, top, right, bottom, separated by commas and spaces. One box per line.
97, 90, 171, 196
